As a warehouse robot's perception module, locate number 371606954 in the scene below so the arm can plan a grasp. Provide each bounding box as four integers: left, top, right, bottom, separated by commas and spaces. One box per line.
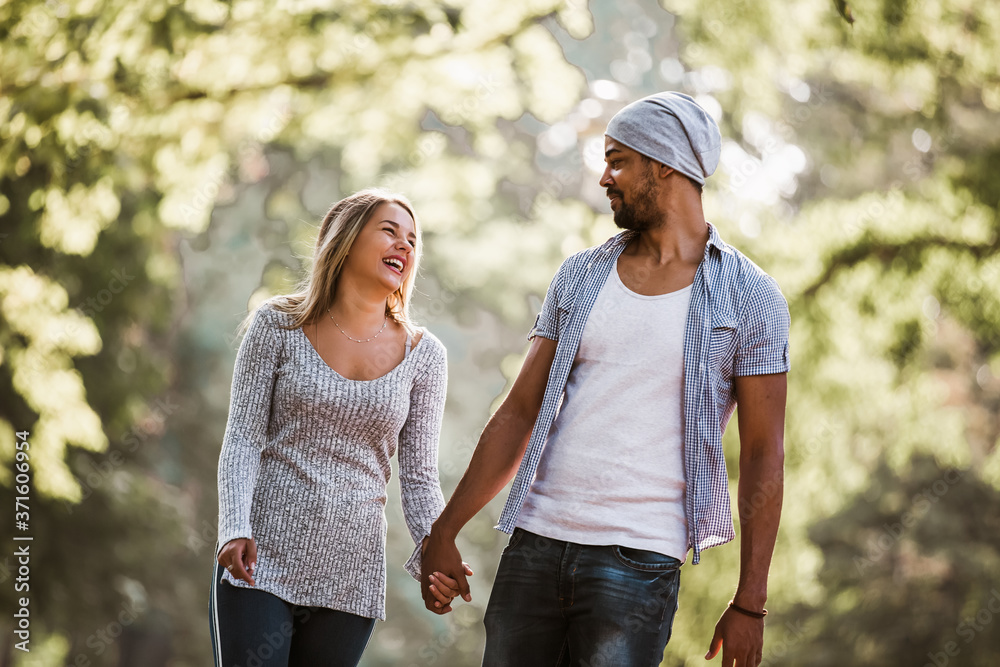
14, 432, 30, 527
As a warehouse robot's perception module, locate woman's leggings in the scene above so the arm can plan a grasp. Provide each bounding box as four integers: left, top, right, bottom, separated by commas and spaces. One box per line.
209, 563, 376, 667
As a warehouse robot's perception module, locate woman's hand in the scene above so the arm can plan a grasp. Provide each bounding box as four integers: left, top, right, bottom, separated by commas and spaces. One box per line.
427, 564, 474, 613
218, 537, 257, 586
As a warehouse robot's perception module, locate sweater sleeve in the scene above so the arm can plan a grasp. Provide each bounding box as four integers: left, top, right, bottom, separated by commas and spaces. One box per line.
399, 335, 448, 580
216, 306, 281, 556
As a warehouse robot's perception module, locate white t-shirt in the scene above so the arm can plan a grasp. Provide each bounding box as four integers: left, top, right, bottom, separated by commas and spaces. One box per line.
517, 259, 691, 561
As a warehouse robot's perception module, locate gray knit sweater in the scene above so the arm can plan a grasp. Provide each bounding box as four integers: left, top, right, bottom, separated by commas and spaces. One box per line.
216, 303, 447, 620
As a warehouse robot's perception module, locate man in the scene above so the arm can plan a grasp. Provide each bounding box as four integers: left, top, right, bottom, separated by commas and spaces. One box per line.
422, 92, 789, 667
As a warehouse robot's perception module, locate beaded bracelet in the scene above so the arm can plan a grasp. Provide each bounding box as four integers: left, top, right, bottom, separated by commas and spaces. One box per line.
728, 600, 767, 619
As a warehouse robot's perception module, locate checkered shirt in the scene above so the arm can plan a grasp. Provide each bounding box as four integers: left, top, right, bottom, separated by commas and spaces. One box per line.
496, 223, 790, 564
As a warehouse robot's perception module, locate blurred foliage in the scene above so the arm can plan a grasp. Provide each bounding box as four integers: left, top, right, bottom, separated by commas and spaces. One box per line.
1, 0, 591, 664
655, 0, 1000, 664
2, 0, 1000, 665
782, 454, 1000, 665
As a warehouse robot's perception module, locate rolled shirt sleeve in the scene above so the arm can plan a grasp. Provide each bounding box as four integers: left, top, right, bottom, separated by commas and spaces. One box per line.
528, 259, 571, 342
734, 275, 790, 377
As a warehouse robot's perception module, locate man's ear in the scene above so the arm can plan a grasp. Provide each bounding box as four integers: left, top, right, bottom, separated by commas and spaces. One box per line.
657, 163, 676, 179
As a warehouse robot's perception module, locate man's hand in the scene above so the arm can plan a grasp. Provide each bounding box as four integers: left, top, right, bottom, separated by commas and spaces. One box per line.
707, 371, 785, 666
416, 336, 557, 615
705, 606, 764, 666
421, 530, 472, 614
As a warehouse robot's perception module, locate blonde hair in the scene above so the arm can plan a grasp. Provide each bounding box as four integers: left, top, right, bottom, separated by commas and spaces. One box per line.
242, 188, 421, 336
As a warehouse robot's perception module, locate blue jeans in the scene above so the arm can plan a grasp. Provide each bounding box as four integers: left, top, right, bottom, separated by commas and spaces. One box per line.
483, 528, 682, 667
209, 563, 375, 667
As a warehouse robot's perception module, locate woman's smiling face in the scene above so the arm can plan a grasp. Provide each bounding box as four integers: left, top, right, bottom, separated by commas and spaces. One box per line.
342, 201, 418, 294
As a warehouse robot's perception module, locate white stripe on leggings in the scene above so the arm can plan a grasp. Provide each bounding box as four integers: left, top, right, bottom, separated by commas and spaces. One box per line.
211, 561, 224, 667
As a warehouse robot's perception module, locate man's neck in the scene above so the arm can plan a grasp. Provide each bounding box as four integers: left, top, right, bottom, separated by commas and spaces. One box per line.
630, 199, 709, 267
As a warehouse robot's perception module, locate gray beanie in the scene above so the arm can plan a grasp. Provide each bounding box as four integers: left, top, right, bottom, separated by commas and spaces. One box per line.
605, 92, 721, 185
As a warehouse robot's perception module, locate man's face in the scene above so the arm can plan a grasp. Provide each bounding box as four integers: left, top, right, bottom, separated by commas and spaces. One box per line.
600, 137, 660, 232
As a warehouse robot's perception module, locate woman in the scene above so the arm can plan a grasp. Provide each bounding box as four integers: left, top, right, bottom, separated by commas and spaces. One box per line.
210, 189, 468, 666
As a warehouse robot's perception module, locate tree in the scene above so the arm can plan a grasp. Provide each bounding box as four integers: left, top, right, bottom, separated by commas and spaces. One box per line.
4, 0, 999, 663
783, 454, 1000, 666
651, 0, 1000, 663
1, 0, 592, 663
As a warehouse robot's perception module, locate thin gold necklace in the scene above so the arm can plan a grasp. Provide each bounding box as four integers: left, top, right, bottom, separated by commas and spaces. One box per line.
328, 309, 388, 343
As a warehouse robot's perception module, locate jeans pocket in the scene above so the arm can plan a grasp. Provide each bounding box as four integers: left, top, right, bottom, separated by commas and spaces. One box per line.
501, 528, 525, 556
612, 545, 681, 573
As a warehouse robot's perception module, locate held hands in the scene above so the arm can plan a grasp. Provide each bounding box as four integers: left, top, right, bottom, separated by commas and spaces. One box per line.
426, 565, 474, 613
218, 537, 257, 586
705, 605, 765, 666
420, 533, 473, 615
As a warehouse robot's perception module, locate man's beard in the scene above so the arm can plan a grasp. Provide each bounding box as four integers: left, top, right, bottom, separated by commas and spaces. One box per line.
610, 166, 659, 231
